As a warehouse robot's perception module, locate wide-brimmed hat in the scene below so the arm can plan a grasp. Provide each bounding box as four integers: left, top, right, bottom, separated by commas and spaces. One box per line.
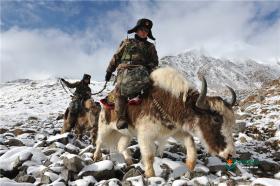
127, 18, 155, 40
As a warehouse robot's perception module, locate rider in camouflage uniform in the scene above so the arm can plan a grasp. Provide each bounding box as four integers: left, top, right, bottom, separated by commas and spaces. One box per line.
61, 74, 92, 128
105, 18, 159, 129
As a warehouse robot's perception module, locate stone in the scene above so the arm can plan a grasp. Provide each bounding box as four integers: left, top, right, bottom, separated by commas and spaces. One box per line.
122, 167, 144, 181
235, 122, 246, 133
69, 176, 97, 186
239, 136, 247, 143
0, 128, 8, 134
259, 160, 280, 173
12, 128, 35, 136
35, 133, 47, 140
191, 176, 211, 186
15, 174, 36, 183
206, 157, 226, 173
47, 133, 74, 145
28, 116, 39, 121
78, 160, 115, 181
63, 154, 85, 172
65, 143, 80, 154
238, 151, 252, 160
41, 171, 59, 184
33, 140, 46, 148
4, 138, 25, 146
43, 148, 59, 156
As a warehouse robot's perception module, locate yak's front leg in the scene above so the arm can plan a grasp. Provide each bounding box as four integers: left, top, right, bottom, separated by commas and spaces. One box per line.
184, 134, 197, 171
138, 133, 156, 177
117, 135, 133, 165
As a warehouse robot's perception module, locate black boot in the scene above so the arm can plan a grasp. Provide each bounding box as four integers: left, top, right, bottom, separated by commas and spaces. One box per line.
115, 96, 128, 129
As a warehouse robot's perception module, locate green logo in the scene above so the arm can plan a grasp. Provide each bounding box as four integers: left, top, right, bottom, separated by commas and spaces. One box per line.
225, 159, 260, 171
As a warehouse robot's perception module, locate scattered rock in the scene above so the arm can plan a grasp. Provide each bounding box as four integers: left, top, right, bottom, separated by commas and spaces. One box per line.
78, 160, 115, 181
28, 116, 39, 121
235, 122, 246, 133
238, 151, 252, 160
65, 143, 80, 154
4, 138, 25, 146
15, 174, 36, 183
41, 171, 59, 184
35, 133, 47, 140
0, 128, 8, 134
0, 151, 33, 178
63, 154, 85, 172
259, 160, 280, 174
206, 157, 226, 173
12, 128, 35, 136
69, 175, 97, 186
122, 167, 144, 181
191, 176, 211, 186
47, 133, 73, 145
27, 165, 47, 178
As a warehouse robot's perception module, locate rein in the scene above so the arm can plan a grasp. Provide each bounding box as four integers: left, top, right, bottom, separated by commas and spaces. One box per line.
59, 79, 74, 96
91, 81, 108, 95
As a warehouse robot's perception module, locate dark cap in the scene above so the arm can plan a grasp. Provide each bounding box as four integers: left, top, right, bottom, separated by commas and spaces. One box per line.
82, 74, 91, 80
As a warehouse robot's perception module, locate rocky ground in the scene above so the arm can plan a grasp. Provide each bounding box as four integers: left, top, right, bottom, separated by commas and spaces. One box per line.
0, 78, 279, 186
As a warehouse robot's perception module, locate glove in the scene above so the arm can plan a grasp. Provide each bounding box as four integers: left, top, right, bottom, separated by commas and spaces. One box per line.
61, 78, 66, 82
105, 72, 112, 81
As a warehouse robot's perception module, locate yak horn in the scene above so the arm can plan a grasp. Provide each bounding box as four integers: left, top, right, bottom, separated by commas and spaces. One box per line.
196, 76, 210, 110
225, 86, 236, 107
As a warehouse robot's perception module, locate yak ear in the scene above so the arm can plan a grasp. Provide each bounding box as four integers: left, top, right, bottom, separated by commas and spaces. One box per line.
196, 76, 210, 110
225, 86, 236, 107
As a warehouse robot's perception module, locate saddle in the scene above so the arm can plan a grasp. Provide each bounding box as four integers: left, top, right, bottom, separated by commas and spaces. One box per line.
100, 91, 142, 110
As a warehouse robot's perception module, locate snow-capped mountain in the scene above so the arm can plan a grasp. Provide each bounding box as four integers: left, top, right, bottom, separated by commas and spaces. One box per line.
160, 51, 280, 92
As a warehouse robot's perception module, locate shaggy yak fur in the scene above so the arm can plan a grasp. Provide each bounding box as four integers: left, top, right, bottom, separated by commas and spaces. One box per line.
61, 99, 101, 144
93, 67, 236, 177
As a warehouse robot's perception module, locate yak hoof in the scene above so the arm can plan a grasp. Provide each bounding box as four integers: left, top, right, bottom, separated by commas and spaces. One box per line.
93, 153, 102, 162
186, 160, 196, 171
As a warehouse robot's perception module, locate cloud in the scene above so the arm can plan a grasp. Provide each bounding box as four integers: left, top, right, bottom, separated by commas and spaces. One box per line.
1, 1, 280, 82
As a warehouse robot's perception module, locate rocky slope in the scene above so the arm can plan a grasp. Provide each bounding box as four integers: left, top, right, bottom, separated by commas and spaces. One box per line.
160, 51, 280, 95
0, 76, 280, 185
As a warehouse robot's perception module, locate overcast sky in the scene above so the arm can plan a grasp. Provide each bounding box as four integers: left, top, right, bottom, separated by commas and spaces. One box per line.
0, 1, 279, 82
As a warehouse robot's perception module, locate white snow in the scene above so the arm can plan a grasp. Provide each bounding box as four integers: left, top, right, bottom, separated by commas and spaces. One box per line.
206, 156, 224, 166
78, 160, 114, 176
0, 147, 46, 171
27, 165, 47, 177
153, 157, 188, 178
46, 133, 69, 143
43, 171, 59, 182
191, 176, 209, 185
126, 176, 144, 186
0, 177, 35, 186
172, 180, 189, 186
251, 178, 280, 186
69, 176, 97, 186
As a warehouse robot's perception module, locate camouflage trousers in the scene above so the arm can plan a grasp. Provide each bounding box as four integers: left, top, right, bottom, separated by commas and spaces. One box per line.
68, 97, 83, 115
116, 65, 150, 98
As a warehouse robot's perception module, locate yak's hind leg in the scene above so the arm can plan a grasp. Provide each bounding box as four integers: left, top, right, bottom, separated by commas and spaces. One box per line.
117, 135, 133, 165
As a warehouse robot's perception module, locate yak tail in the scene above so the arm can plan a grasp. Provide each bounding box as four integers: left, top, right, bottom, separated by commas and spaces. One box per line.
64, 108, 69, 120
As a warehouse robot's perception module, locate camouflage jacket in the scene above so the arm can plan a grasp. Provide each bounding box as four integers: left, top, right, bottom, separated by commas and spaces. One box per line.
63, 80, 91, 99
106, 36, 159, 74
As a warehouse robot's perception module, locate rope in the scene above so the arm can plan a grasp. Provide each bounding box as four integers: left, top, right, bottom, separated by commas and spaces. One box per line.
59, 78, 74, 96
152, 96, 176, 129
91, 81, 108, 95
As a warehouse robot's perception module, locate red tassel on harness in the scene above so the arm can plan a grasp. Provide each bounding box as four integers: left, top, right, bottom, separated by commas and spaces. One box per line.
100, 97, 142, 110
